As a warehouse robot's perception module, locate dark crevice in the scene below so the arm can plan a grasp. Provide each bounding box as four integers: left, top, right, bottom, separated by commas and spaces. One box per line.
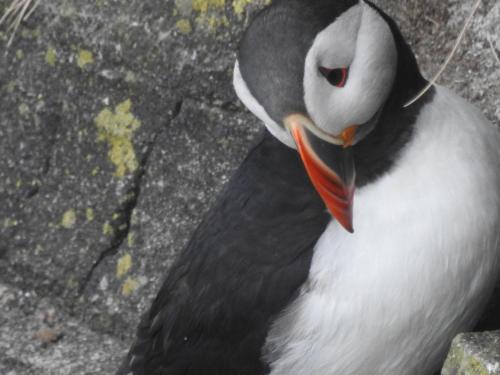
172, 99, 184, 120
40, 108, 62, 177
78, 129, 162, 295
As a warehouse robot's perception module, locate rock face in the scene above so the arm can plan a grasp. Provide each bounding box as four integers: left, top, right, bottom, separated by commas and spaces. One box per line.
0, 0, 498, 373
442, 331, 500, 375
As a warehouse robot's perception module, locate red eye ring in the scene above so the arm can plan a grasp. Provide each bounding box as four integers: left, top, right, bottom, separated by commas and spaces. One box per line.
319, 67, 349, 88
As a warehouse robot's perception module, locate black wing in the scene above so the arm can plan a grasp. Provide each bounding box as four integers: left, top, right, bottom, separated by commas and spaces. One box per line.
117, 131, 329, 375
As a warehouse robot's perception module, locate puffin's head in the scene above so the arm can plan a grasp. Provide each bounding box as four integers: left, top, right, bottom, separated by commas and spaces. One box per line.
234, 0, 401, 233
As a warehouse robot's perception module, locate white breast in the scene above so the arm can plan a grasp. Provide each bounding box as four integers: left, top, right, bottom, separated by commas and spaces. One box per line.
265, 87, 500, 375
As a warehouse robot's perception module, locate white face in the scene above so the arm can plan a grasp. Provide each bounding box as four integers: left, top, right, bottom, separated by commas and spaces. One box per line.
234, 1, 397, 147
304, 1, 397, 137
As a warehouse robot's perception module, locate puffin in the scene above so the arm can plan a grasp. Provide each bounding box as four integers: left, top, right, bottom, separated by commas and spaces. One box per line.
118, 1, 500, 374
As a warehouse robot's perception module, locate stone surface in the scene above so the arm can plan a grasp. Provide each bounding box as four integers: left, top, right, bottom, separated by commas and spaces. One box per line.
0, 0, 499, 373
442, 331, 500, 375
0, 283, 126, 375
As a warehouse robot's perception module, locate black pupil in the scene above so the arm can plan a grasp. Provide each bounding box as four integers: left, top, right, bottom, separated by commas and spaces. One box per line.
326, 69, 343, 86
319, 67, 346, 87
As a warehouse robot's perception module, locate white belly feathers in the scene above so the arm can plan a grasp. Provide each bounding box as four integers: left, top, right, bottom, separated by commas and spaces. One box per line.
264, 87, 500, 375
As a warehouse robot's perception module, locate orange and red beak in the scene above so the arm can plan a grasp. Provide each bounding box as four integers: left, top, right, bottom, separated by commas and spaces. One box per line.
285, 114, 357, 233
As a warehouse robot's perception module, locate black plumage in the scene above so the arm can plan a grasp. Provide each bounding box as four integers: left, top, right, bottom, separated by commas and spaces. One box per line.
117, 132, 330, 375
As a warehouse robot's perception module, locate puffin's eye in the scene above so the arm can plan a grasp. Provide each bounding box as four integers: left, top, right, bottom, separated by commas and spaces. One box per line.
319, 67, 349, 88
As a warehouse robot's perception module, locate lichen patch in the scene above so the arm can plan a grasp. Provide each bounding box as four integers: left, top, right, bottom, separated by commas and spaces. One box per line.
122, 277, 139, 296
45, 47, 57, 66
116, 253, 132, 279
176, 18, 192, 34
95, 99, 141, 178
86, 208, 94, 222
61, 209, 77, 229
175, 0, 268, 31
77, 49, 94, 69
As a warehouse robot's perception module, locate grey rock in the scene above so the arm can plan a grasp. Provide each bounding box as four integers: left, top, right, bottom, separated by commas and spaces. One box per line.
442, 331, 500, 375
0, 0, 499, 373
0, 282, 127, 374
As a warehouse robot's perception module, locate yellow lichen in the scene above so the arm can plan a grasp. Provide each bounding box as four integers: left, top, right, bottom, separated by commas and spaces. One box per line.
95, 99, 141, 178
232, 0, 252, 15
103, 221, 114, 236
61, 209, 77, 229
116, 253, 132, 279
190, 0, 227, 30
205, 14, 229, 29
16, 49, 24, 59
15, 180, 22, 188
122, 277, 139, 296
176, 0, 271, 30
192, 0, 225, 13
45, 47, 57, 66
176, 18, 192, 34
77, 49, 94, 69
86, 208, 94, 222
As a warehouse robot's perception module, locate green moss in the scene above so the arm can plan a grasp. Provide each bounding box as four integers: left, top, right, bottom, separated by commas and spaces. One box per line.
77, 49, 94, 69
61, 209, 77, 229
443, 342, 492, 375
45, 47, 57, 66
95, 99, 141, 178
461, 355, 490, 375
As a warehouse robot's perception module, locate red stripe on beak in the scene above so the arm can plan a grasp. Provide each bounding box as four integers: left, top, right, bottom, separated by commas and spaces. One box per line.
291, 125, 355, 233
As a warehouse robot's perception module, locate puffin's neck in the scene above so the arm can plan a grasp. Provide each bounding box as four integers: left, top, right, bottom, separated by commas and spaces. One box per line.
354, 2, 434, 188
